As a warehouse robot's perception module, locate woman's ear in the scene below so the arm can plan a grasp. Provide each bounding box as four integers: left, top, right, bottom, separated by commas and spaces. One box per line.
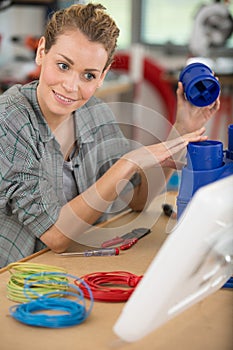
98, 64, 111, 87
35, 37, 46, 66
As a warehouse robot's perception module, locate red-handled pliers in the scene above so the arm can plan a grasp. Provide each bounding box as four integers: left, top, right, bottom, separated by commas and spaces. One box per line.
119, 237, 138, 250
101, 228, 151, 251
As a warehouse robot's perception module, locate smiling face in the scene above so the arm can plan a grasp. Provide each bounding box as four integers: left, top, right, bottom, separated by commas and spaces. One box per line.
35, 29, 109, 129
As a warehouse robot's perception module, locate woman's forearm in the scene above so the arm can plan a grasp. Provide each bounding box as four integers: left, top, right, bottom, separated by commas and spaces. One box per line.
40, 127, 207, 252
40, 157, 138, 252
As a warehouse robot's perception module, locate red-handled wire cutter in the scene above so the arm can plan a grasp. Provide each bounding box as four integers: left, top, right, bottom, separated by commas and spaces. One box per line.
101, 228, 151, 250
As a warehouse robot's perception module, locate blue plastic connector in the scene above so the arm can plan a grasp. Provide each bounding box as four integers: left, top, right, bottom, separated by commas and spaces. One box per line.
177, 124, 233, 219
179, 62, 220, 107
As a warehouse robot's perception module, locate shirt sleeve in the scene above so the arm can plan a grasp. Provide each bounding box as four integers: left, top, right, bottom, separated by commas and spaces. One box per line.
0, 120, 61, 238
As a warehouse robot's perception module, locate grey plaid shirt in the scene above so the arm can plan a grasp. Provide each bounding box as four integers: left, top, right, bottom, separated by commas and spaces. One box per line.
0, 81, 139, 267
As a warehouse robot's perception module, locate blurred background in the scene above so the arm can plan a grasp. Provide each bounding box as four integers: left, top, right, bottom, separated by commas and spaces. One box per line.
0, 0, 232, 147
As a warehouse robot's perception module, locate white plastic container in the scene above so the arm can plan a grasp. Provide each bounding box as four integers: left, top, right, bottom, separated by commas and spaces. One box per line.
114, 175, 233, 342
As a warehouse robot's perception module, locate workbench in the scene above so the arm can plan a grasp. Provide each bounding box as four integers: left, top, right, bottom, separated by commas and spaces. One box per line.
0, 192, 232, 350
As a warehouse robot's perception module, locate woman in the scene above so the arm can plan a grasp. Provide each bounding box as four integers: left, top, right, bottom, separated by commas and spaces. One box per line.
0, 3, 220, 267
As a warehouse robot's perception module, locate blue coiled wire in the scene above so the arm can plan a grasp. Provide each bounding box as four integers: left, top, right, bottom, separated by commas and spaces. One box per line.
9, 272, 94, 328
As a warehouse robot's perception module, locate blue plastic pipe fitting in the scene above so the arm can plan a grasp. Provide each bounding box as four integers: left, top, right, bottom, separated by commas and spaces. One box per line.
179, 62, 220, 107
177, 124, 233, 219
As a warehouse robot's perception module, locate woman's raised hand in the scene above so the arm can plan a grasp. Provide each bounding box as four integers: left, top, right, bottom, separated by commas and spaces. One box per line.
174, 82, 220, 135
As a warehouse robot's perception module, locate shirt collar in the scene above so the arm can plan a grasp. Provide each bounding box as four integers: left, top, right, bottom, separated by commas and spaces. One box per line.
22, 82, 99, 145
20, 81, 54, 143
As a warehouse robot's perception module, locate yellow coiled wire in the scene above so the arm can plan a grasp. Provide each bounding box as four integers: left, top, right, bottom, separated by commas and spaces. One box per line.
7, 262, 68, 302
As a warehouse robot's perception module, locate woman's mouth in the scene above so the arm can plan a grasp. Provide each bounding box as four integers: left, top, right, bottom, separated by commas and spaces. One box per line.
53, 91, 77, 105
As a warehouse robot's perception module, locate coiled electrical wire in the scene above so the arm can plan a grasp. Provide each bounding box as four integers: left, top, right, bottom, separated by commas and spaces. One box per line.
9, 272, 94, 328
7, 262, 68, 303
75, 271, 143, 302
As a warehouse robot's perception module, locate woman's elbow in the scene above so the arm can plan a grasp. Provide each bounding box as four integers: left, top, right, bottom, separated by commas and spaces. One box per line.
39, 228, 71, 254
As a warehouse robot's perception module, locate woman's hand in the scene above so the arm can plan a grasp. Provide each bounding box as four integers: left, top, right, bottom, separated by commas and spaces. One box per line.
123, 127, 208, 170
174, 82, 220, 135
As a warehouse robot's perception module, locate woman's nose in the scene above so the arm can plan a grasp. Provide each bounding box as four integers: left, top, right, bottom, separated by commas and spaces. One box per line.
62, 73, 79, 92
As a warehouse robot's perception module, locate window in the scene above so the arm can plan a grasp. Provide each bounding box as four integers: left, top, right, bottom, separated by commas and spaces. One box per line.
99, 0, 132, 49
141, 0, 233, 51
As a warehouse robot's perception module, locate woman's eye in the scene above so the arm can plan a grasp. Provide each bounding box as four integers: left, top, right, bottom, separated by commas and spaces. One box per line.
84, 72, 96, 81
58, 63, 69, 71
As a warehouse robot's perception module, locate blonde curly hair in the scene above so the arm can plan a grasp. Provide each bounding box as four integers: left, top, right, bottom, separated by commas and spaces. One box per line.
44, 3, 120, 71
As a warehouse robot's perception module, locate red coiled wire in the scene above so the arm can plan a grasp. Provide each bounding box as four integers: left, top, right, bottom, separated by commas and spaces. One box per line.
75, 271, 143, 302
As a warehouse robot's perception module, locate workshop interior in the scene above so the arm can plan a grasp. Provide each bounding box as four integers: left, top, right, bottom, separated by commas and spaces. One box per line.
0, 0, 233, 348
